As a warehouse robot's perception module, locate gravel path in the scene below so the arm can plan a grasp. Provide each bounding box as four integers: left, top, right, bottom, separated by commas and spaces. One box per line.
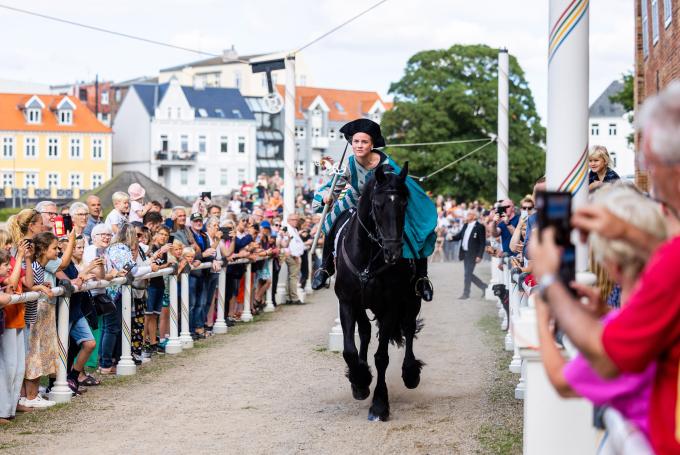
1, 262, 498, 454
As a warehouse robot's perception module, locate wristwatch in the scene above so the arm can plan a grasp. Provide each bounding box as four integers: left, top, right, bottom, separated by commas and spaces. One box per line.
536, 273, 557, 301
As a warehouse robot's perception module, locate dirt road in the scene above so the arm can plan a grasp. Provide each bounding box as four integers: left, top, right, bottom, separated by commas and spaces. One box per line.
1, 262, 508, 454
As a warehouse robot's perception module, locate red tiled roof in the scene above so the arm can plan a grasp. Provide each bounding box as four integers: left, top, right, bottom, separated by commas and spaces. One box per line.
0, 93, 111, 133
276, 85, 391, 121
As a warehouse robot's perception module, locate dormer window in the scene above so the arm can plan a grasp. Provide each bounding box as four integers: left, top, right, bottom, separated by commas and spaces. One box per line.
26, 109, 41, 124
59, 110, 73, 125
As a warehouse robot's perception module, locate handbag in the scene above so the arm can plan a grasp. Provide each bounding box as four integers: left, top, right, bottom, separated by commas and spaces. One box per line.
93, 293, 116, 316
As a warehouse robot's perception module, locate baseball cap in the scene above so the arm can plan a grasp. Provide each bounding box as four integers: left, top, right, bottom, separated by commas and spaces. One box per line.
190, 212, 203, 222
260, 220, 271, 229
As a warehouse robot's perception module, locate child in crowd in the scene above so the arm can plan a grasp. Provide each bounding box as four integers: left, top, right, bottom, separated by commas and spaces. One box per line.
128, 183, 151, 224
146, 227, 172, 353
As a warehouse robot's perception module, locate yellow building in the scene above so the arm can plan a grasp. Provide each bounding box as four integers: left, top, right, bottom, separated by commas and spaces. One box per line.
0, 93, 112, 201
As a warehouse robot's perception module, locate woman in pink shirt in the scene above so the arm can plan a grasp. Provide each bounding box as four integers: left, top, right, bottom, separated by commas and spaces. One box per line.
536, 184, 667, 440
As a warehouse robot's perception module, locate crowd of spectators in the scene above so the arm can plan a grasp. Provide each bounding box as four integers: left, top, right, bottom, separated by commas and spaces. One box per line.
0, 173, 323, 421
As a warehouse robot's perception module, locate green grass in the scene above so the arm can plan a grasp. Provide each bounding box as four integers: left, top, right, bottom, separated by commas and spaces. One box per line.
474, 314, 524, 455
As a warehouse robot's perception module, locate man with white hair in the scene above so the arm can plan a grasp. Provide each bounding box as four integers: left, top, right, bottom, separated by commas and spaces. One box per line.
105, 192, 129, 234
530, 81, 680, 454
35, 200, 58, 233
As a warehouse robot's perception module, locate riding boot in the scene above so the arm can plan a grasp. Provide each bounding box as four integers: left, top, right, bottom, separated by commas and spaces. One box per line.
414, 257, 434, 302
311, 227, 337, 290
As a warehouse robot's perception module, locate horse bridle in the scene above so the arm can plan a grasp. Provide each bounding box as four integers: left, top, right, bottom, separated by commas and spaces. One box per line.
357, 179, 406, 249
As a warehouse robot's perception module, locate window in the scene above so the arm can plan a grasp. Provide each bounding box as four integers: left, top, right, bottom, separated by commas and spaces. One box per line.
198, 135, 206, 153
92, 138, 103, 159
92, 173, 104, 188
237, 168, 245, 183
58, 110, 72, 125
334, 102, 345, 113
198, 168, 206, 185
176, 108, 181, 119
643, 1, 650, 57
115, 89, 122, 103
238, 136, 246, 154
652, 0, 660, 44
2, 173, 13, 188
24, 137, 37, 158
167, 107, 172, 119
665, 0, 672, 26
160, 135, 168, 152
220, 168, 228, 186
608, 123, 617, 136
69, 173, 82, 188
299, 75, 307, 86
180, 167, 188, 185
26, 109, 41, 124
48, 137, 59, 158
295, 126, 306, 138
101, 91, 109, 105
312, 128, 321, 138
329, 129, 337, 140
610, 152, 618, 168
2, 137, 14, 158
220, 136, 228, 153
70, 138, 82, 158
47, 173, 59, 188
591, 123, 600, 136
180, 135, 189, 152
235, 71, 242, 89
24, 173, 37, 188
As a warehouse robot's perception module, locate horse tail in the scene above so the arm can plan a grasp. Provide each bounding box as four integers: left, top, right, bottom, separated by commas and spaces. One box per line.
376, 320, 405, 347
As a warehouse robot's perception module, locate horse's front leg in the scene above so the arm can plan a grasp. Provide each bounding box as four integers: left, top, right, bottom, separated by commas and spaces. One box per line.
401, 316, 425, 389
340, 300, 372, 400
356, 310, 371, 363
368, 316, 393, 421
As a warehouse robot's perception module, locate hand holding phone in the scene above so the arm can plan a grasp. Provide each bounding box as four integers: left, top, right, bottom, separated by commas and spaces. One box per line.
535, 190, 576, 292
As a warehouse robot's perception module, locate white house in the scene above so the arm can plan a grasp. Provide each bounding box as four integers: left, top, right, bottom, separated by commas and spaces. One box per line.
589, 80, 635, 180
112, 78, 257, 198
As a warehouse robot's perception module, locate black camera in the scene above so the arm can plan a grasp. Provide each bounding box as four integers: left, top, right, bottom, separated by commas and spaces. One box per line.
219, 227, 232, 238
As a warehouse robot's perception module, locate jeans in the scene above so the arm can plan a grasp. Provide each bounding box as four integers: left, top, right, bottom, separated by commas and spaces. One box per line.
188, 274, 204, 333
99, 295, 122, 368
199, 273, 219, 328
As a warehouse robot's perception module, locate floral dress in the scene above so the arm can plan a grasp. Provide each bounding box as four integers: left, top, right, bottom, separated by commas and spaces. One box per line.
24, 259, 61, 380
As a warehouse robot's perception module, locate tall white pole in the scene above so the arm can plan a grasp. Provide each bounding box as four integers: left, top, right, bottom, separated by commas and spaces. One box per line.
283, 55, 297, 217
49, 296, 72, 402
179, 272, 194, 348
548, 0, 589, 272
497, 48, 510, 201
165, 274, 183, 354
116, 285, 136, 375
241, 263, 254, 322
213, 267, 228, 334
264, 259, 275, 312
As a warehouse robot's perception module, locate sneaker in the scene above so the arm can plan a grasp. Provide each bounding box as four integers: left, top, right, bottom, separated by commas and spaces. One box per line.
142, 349, 152, 359
21, 395, 56, 409
151, 344, 165, 355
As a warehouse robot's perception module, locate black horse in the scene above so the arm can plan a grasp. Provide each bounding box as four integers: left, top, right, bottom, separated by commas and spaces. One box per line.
333, 162, 424, 422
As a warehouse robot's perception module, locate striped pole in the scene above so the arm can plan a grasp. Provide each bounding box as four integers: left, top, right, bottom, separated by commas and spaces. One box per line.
116, 285, 137, 375
48, 295, 72, 402
165, 274, 183, 354
179, 272, 194, 348
497, 48, 509, 201
548, 0, 590, 272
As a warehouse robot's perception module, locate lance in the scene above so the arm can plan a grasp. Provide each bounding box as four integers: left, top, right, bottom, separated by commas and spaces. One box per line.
309, 141, 350, 256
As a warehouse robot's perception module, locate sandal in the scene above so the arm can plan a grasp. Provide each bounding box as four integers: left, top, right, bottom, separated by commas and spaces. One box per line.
79, 374, 101, 387
98, 367, 116, 375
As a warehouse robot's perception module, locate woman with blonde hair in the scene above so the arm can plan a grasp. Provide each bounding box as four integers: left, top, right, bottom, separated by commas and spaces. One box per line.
536, 183, 666, 445
588, 145, 620, 191
6, 209, 43, 245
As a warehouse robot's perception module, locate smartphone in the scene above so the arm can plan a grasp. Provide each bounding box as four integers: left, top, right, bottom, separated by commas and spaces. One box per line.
201, 191, 212, 201
219, 227, 232, 238
496, 203, 506, 215
535, 190, 575, 289
62, 214, 73, 233
122, 262, 135, 273
168, 234, 175, 244
53, 216, 65, 236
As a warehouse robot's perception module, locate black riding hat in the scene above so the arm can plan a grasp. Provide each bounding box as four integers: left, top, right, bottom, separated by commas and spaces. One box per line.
339, 118, 386, 148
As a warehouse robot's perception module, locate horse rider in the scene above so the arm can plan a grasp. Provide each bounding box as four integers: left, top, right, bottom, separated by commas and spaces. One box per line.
310, 118, 437, 301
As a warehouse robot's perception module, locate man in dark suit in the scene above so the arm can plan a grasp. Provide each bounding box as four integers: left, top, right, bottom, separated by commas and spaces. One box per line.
450, 210, 487, 299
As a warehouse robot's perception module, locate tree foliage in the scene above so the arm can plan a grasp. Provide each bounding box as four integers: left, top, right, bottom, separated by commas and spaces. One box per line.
609, 71, 634, 113
381, 44, 546, 202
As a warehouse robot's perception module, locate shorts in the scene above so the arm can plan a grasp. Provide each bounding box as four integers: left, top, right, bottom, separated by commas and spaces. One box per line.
69, 316, 95, 345
146, 286, 164, 315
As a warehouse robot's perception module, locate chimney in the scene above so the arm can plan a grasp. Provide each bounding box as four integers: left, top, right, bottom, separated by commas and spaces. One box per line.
222, 45, 238, 62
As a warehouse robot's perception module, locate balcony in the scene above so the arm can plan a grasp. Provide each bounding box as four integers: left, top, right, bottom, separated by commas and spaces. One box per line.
154, 150, 198, 165
310, 136, 329, 149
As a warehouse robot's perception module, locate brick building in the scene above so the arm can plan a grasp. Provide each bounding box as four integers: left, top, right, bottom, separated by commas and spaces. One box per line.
634, 0, 678, 187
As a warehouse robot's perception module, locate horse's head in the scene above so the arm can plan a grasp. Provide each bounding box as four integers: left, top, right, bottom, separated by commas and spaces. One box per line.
371, 162, 410, 264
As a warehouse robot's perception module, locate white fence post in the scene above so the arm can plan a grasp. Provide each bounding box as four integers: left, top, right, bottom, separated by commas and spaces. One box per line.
165, 274, 183, 354
264, 259, 275, 313
276, 257, 287, 304
116, 284, 136, 376
49, 295, 72, 402
328, 301, 343, 352
179, 271, 194, 349
241, 263, 254, 322
213, 267, 228, 334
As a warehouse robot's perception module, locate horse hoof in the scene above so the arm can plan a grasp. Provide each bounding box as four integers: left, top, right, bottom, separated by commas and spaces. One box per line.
403, 375, 420, 389
352, 384, 370, 401
368, 410, 389, 422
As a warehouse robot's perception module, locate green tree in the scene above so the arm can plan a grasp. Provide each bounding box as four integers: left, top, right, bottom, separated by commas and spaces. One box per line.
381, 44, 546, 202
609, 71, 634, 113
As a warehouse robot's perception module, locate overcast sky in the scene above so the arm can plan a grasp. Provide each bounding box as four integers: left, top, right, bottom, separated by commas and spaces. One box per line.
0, 0, 633, 124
